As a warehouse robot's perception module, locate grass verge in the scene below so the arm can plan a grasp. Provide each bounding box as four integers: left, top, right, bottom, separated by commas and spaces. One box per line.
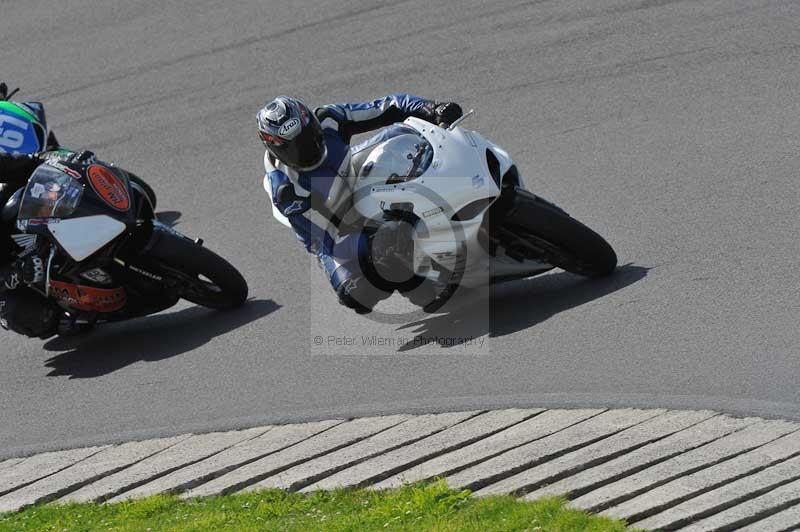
0, 481, 637, 531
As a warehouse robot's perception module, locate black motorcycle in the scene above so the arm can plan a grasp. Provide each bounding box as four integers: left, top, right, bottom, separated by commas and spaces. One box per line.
1, 154, 248, 333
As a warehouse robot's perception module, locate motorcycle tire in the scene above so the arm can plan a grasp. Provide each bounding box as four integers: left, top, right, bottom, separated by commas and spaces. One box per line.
146, 230, 248, 310
503, 188, 617, 278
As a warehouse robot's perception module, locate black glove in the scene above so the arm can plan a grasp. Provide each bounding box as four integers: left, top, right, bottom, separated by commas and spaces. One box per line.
0, 83, 17, 102
0, 255, 44, 292
0, 287, 58, 338
19, 255, 45, 286
68, 149, 96, 165
1, 264, 21, 293
433, 102, 463, 127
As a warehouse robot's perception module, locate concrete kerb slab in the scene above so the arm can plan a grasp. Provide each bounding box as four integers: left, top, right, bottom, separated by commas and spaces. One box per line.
604, 427, 800, 525
0, 445, 111, 498
447, 408, 664, 491
60, 427, 269, 504
0, 435, 190, 513
522, 413, 754, 502
109, 419, 343, 502
372, 408, 605, 490
477, 410, 716, 498
571, 418, 798, 513
307, 408, 543, 491
181, 414, 411, 499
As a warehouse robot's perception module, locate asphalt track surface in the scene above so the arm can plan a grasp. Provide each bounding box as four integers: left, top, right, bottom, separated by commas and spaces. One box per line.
1, 0, 799, 459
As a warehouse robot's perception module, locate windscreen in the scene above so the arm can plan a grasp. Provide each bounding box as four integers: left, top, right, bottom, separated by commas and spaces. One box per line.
358, 128, 434, 182
18, 164, 83, 220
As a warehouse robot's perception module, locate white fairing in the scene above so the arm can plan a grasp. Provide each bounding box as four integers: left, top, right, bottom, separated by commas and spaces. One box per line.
349, 117, 551, 287
48, 215, 126, 262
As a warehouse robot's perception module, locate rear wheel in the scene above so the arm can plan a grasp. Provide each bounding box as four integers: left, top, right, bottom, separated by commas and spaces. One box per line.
500, 188, 617, 278
146, 230, 248, 310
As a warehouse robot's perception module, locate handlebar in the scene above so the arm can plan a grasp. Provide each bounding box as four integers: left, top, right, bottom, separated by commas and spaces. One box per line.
0, 83, 19, 102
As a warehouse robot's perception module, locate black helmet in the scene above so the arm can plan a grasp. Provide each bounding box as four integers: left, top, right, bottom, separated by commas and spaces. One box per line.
256, 96, 326, 171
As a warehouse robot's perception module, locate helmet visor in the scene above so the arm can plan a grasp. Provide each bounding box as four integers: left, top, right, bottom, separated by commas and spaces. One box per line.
263, 119, 325, 171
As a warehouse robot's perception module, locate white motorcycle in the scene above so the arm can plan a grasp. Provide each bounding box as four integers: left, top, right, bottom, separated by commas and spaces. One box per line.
276, 112, 617, 310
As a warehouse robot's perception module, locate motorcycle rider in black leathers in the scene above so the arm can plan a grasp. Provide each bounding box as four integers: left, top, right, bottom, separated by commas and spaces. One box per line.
257, 94, 462, 314
0, 152, 64, 337
0, 81, 70, 338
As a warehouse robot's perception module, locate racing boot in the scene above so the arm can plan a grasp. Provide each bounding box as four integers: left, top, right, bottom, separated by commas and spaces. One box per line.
57, 312, 94, 337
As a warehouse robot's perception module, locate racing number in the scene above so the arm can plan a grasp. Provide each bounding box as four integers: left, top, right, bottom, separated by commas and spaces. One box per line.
0, 114, 29, 153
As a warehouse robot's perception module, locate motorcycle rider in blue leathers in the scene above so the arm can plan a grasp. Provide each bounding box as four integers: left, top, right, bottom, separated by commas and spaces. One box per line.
257, 94, 462, 313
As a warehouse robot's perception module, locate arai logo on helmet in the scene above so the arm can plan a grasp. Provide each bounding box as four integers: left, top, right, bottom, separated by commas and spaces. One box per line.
278, 118, 301, 139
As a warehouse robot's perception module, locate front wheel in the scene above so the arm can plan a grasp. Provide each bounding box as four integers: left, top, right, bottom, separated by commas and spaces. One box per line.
146, 229, 248, 310
500, 188, 617, 278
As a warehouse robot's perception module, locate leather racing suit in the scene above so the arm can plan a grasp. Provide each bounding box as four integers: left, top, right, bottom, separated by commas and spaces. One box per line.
263, 93, 455, 313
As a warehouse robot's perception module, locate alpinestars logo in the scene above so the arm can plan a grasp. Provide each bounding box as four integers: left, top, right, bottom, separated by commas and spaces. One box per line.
343, 277, 358, 296
284, 200, 305, 215
4, 273, 20, 290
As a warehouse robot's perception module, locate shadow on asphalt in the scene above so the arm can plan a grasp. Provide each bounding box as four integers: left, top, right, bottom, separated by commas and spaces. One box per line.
41, 299, 280, 379
395, 264, 649, 352
155, 210, 182, 227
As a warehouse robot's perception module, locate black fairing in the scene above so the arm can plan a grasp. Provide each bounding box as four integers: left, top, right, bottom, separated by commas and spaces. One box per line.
6, 160, 178, 322
13, 160, 137, 244
68, 161, 137, 224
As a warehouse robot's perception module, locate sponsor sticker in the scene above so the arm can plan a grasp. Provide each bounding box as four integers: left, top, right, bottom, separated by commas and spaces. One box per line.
128, 265, 162, 281
30, 183, 46, 199
423, 206, 444, 218
17, 218, 58, 230
80, 268, 113, 285
372, 184, 400, 193
49, 281, 127, 313
87, 165, 130, 212
44, 159, 83, 179
278, 118, 301, 138
27, 218, 57, 226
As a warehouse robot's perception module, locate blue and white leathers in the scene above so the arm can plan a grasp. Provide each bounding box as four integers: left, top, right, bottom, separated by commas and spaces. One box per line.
263, 94, 437, 292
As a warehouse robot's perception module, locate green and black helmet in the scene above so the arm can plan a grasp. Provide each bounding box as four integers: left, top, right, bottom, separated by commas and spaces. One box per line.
0, 84, 53, 155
